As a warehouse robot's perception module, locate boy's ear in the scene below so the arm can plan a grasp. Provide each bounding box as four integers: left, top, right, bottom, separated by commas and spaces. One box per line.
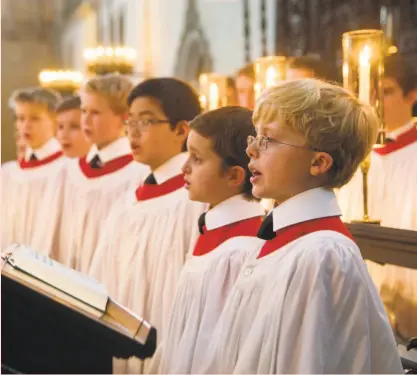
310, 152, 333, 177
174, 120, 190, 138
405, 89, 417, 104
226, 165, 246, 188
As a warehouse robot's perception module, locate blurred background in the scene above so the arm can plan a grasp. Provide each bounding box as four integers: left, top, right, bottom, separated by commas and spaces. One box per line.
2, 0, 417, 162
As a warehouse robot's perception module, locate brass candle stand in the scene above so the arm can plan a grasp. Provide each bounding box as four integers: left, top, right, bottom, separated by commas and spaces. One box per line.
343, 29, 385, 224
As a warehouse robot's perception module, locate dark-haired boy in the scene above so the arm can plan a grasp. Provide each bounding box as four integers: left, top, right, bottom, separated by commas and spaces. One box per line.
236, 63, 255, 110
157, 107, 264, 374
286, 55, 332, 80
56, 95, 91, 158
89, 78, 206, 374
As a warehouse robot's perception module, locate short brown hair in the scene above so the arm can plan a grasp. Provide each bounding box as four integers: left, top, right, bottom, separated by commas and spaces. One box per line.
189, 106, 256, 200
56, 95, 81, 114
9, 87, 62, 113
237, 63, 255, 81
81, 74, 133, 115
254, 79, 379, 188
384, 55, 417, 95
287, 56, 331, 80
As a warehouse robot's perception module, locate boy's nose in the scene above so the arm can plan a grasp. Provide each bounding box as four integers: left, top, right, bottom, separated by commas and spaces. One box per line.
246, 141, 259, 159
181, 159, 190, 174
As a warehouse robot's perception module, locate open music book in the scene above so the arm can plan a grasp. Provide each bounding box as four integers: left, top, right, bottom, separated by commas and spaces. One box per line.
2, 244, 108, 316
2, 244, 154, 345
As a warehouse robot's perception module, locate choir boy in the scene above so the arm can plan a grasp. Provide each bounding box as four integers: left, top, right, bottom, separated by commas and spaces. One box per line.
1, 87, 65, 250
286, 55, 332, 80
35, 74, 148, 269
56, 95, 91, 158
159, 107, 264, 374
198, 79, 402, 374
89, 78, 204, 373
235, 63, 255, 110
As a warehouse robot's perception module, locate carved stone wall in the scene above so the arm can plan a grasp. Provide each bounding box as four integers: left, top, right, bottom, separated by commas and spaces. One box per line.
174, 0, 213, 85
1, 0, 63, 163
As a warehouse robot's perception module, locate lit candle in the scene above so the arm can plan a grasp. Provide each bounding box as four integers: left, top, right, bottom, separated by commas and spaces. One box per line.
359, 45, 371, 104
265, 66, 279, 88
254, 82, 261, 100
209, 83, 219, 110
199, 94, 207, 110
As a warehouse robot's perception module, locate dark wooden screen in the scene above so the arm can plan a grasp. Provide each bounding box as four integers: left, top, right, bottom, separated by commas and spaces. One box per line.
274, 0, 417, 80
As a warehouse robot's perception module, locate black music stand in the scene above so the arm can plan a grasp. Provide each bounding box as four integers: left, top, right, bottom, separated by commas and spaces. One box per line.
1, 274, 157, 374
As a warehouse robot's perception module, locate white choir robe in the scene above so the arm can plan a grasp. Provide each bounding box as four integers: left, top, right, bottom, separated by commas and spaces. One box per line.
198, 188, 403, 374
89, 152, 206, 374
158, 195, 265, 374
1, 138, 67, 251
32, 137, 148, 272
336, 121, 417, 338
1, 160, 19, 247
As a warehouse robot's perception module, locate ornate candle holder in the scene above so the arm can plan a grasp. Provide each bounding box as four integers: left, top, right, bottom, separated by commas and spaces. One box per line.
342, 29, 385, 223
253, 56, 287, 99
199, 73, 228, 111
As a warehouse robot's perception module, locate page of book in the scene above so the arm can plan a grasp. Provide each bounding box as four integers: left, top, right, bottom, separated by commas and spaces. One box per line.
2, 244, 108, 313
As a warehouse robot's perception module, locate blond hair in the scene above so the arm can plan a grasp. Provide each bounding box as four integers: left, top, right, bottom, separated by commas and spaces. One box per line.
253, 78, 379, 188
81, 74, 133, 115
9, 87, 62, 113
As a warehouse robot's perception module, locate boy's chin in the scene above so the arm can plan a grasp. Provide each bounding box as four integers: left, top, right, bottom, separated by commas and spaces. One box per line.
186, 189, 208, 204
252, 185, 267, 199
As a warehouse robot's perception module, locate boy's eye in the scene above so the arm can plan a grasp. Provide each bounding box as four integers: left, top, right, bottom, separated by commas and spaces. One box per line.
191, 154, 201, 163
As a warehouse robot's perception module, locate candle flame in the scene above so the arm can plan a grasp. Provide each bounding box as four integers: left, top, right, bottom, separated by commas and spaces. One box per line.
209, 83, 219, 110
265, 66, 279, 88
359, 45, 371, 67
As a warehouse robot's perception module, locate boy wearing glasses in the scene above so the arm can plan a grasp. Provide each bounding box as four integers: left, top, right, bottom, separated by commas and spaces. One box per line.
197, 79, 402, 374
33, 74, 148, 270
89, 78, 205, 373
2, 87, 64, 250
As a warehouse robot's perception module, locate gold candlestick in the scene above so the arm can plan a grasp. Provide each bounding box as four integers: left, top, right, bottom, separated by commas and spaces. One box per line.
253, 56, 287, 100
199, 73, 228, 111
342, 29, 385, 223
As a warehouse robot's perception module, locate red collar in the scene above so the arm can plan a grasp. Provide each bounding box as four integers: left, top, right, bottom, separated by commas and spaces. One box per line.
193, 216, 262, 256
373, 125, 417, 155
257, 216, 354, 259
19, 151, 63, 169
79, 154, 133, 178
135, 174, 185, 201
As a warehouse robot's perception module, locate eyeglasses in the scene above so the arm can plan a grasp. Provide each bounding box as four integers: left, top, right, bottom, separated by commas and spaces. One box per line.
246, 135, 319, 152
124, 118, 171, 133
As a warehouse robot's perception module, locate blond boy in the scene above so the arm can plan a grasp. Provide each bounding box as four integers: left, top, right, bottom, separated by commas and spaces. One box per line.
1, 88, 65, 250
34, 74, 148, 270
198, 79, 402, 374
